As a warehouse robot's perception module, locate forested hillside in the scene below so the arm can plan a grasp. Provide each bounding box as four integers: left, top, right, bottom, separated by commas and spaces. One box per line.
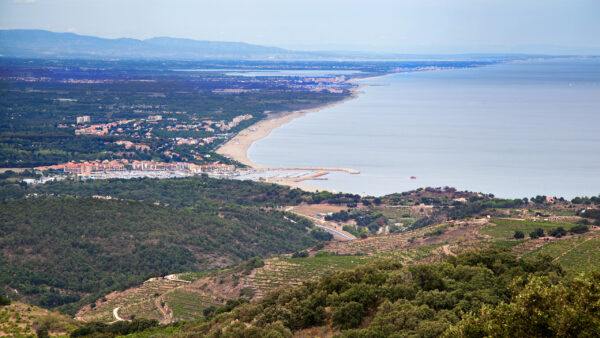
0, 197, 321, 314
69, 248, 600, 337
0, 175, 352, 207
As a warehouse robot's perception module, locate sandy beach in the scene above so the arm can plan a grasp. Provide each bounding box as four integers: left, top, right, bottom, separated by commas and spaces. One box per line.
216, 86, 363, 169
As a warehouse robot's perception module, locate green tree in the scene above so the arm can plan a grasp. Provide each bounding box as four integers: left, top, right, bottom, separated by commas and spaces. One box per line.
447, 273, 600, 337
332, 302, 365, 330
549, 227, 567, 238
569, 225, 589, 234
529, 228, 544, 239
0, 293, 10, 306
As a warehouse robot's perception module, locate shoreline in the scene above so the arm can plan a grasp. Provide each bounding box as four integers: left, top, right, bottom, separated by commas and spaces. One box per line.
216, 83, 367, 169
215, 74, 393, 192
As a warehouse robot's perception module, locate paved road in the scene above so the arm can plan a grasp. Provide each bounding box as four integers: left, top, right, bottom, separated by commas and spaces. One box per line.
284, 206, 356, 240
315, 224, 356, 240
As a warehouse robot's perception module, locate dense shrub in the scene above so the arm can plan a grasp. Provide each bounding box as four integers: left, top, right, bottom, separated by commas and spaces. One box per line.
311, 229, 333, 241
569, 224, 589, 234
332, 301, 365, 330
292, 251, 309, 258
71, 319, 159, 337
529, 228, 545, 239
549, 227, 568, 238
448, 273, 600, 336
0, 293, 10, 306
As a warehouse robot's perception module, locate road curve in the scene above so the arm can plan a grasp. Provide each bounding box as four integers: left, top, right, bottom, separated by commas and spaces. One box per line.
284, 206, 356, 240
315, 224, 356, 240
113, 307, 124, 321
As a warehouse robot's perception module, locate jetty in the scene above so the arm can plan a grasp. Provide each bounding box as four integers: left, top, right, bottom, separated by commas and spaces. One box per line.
269, 167, 360, 174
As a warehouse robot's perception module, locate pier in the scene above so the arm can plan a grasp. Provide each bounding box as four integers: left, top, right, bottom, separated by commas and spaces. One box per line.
269, 167, 360, 174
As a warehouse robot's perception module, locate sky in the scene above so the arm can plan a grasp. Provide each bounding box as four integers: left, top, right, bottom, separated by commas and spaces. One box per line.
1, 0, 599, 54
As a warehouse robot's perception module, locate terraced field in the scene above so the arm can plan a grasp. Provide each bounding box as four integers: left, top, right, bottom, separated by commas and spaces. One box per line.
245, 255, 370, 297
177, 271, 213, 282
245, 242, 462, 299
118, 298, 163, 322
322, 220, 485, 256
522, 230, 600, 272
76, 278, 187, 323
164, 290, 222, 321
236, 221, 490, 299
377, 244, 446, 263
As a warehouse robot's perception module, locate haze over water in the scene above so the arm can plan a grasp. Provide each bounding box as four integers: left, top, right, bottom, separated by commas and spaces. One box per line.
248, 59, 600, 198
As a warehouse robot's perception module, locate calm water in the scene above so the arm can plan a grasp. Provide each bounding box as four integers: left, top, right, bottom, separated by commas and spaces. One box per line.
248, 59, 600, 198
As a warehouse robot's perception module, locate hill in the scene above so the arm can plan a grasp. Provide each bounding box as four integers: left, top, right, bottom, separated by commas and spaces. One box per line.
0, 197, 323, 315
71, 248, 600, 337
0, 177, 600, 337
74, 195, 600, 325
0, 29, 307, 60
0, 175, 316, 207
0, 300, 80, 337
189, 248, 598, 337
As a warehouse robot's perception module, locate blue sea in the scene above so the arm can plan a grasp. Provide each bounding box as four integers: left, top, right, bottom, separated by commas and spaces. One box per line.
248, 58, 600, 198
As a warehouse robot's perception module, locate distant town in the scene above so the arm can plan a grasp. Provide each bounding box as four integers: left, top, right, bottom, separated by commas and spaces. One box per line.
31, 159, 236, 183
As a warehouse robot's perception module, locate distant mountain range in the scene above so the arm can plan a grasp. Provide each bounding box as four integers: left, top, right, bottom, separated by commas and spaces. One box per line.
0, 29, 565, 61
0, 29, 312, 60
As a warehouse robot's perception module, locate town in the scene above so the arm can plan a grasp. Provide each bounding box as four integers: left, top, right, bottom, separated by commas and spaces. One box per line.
33, 159, 236, 181
0, 58, 360, 170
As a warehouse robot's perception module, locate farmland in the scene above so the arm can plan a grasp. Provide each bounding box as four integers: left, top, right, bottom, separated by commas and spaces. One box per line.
522, 231, 600, 273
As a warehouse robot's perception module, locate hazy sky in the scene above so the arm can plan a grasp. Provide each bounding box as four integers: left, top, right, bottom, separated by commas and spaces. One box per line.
1, 0, 599, 54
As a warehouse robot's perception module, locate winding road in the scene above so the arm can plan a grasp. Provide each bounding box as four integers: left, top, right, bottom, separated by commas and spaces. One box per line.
113, 307, 124, 321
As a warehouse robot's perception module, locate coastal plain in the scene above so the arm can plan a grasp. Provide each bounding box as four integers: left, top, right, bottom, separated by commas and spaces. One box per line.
1, 56, 600, 337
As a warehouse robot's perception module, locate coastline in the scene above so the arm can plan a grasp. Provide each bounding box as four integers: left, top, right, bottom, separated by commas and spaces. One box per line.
215, 74, 396, 192
216, 83, 366, 169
